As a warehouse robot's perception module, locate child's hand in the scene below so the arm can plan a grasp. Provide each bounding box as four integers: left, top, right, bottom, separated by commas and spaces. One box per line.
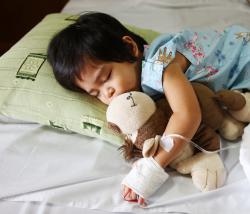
121, 157, 169, 206
122, 184, 146, 207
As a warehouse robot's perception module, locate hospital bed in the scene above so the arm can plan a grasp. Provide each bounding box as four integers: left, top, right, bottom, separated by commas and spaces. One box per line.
1, 0, 250, 213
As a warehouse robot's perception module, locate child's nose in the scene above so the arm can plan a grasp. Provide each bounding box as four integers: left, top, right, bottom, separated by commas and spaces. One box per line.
106, 87, 115, 98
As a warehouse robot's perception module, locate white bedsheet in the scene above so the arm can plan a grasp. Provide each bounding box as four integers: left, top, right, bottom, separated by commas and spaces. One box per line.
62, 0, 250, 33
1, 0, 250, 213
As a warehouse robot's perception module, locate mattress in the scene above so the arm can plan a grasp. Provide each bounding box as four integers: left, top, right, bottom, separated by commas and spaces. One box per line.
1, 0, 250, 213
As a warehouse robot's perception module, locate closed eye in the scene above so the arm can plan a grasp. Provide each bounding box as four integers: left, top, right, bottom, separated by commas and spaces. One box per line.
104, 70, 112, 82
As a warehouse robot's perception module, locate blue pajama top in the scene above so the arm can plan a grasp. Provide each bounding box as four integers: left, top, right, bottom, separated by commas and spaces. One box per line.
141, 25, 250, 98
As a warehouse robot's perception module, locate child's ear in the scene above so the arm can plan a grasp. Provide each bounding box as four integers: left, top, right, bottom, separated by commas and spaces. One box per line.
122, 36, 140, 57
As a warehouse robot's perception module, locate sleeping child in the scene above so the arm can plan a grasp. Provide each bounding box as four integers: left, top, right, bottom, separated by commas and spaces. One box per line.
47, 12, 250, 206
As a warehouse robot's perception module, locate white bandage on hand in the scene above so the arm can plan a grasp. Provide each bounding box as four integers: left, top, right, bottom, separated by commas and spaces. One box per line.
122, 157, 169, 199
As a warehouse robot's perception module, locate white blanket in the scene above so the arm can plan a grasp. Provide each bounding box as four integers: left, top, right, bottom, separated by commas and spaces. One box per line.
1, 0, 250, 213
1, 119, 250, 213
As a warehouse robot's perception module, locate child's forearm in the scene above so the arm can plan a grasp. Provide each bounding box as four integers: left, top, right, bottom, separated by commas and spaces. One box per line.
154, 52, 201, 168
153, 111, 201, 168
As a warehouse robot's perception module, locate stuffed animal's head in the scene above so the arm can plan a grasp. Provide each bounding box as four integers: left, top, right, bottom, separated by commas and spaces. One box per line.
106, 91, 170, 160
106, 91, 156, 135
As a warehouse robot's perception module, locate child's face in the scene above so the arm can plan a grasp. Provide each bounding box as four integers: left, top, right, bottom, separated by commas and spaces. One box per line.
75, 59, 141, 105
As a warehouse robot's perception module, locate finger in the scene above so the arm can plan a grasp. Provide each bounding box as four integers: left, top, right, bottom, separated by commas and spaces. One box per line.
122, 186, 131, 199
124, 190, 138, 202
125, 191, 132, 201
125, 193, 138, 202
138, 197, 147, 207
122, 186, 139, 202
121, 184, 129, 194
130, 191, 137, 200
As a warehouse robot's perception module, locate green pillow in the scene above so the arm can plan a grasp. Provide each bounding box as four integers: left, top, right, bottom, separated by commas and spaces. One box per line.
0, 13, 160, 146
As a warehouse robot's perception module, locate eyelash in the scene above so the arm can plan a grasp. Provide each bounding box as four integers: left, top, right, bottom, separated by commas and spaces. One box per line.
94, 70, 112, 98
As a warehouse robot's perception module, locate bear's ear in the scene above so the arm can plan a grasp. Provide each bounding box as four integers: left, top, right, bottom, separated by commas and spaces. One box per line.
107, 122, 122, 134
118, 137, 143, 161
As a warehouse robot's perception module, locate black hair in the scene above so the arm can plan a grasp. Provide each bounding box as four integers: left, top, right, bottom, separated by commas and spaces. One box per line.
47, 12, 147, 91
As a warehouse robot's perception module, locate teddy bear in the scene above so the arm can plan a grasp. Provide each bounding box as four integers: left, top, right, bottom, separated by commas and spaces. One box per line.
106, 83, 249, 199
192, 83, 249, 141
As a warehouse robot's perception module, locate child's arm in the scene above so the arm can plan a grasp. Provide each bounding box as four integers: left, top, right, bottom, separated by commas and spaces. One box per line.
122, 52, 201, 206
154, 52, 201, 167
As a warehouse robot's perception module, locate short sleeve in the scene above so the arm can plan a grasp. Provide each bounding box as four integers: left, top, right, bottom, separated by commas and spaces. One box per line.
141, 34, 177, 97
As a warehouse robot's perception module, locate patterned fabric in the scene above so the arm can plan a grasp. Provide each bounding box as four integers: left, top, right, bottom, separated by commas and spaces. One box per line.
141, 25, 250, 98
